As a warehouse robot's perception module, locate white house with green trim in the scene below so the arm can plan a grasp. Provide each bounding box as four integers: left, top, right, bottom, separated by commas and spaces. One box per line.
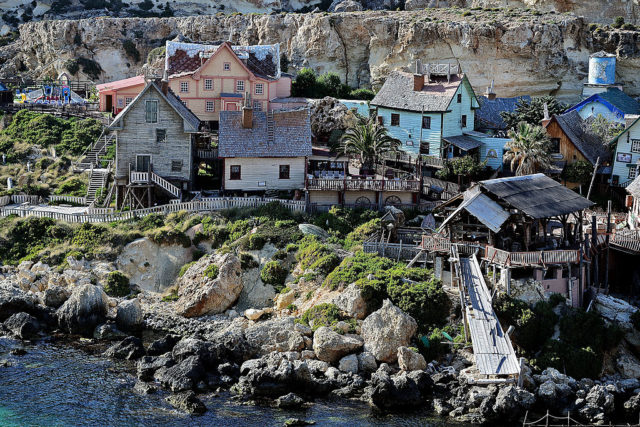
610, 115, 640, 187
370, 64, 480, 159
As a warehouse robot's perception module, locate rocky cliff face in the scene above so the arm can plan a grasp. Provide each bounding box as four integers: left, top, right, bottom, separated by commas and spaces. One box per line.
2, 9, 640, 101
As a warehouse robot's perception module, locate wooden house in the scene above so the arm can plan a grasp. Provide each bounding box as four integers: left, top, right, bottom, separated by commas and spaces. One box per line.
609, 115, 640, 187
542, 110, 611, 188
433, 174, 593, 306
475, 91, 531, 136
370, 62, 480, 159
565, 88, 640, 125
109, 80, 200, 209
96, 75, 147, 115
218, 103, 311, 196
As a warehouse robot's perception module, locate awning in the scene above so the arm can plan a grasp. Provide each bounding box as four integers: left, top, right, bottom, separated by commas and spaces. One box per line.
220, 92, 243, 98
439, 187, 509, 233
443, 135, 482, 151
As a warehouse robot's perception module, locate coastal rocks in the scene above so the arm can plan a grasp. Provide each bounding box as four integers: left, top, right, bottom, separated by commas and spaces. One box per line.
367, 368, 432, 410
312, 326, 363, 363
147, 334, 181, 356
0, 282, 38, 321
333, 283, 367, 320
244, 308, 267, 321
492, 386, 536, 420
578, 385, 615, 423
93, 322, 127, 340
276, 392, 306, 409
329, 0, 363, 12
116, 237, 192, 293
166, 391, 207, 414
3, 312, 39, 339
137, 354, 176, 381
245, 317, 305, 355
397, 347, 426, 372
155, 355, 205, 392
104, 336, 146, 360
357, 351, 377, 372
116, 299, 143, 332
56, 284, 109, 336
361, 300, 417, 363
175, 253, 242, 318
276, 290, 296, 311
338, 354, 359, 374
42, 285, 70, 308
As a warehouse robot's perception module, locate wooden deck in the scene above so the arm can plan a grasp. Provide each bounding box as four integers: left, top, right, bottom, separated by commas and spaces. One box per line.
610, 229, 640, 254
459, 255, 520, 376
484, 246, 581, 267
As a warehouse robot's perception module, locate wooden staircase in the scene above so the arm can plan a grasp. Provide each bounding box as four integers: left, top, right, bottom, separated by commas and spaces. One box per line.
75, 131, 115, 171
129, 171, 181, 200
86, 168, 109, 205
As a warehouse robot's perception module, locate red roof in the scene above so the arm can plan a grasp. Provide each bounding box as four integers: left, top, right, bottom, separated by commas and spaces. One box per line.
96, 75, 146, 92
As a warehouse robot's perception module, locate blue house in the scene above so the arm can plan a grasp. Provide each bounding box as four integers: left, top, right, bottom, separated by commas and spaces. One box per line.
475, 94, 531, 135
370, 63, 479, 159
610, 116, 640, 187
564, 88, 640, 125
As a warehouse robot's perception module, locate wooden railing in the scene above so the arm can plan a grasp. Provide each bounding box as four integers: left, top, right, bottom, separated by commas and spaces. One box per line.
610, 229, 640, 254
309, 201, 442, 213
423, 176, 461, 200
130, 172, 149, 183
49, 195, 87, 205
421, 155, 445, 169
420, 234, 481, 256
196, 148, 218, 159
150, 172, 181, 199
484, 246, 581, 267
9, 195, 41, 204
0, 197, 307, 223
306, 178, 420, 192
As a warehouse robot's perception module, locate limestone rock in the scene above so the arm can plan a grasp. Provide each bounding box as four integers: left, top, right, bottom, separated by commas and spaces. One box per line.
492, 386, 536, 419
175, 253, 242, 318
330, 0, 363, 12
276, 290, 296, 310
3, 312, 39, 339
56, 284, 109, 336
397, 346, 426, 371
117, 237, 192, 293
245, 317, 305, 355
0, 283, 38, 321
357, 351, 377, 372
166, 391, 206, 414
333, 283, 367, 320
338, 354, 359, 373
309, 97, 358, 139
42, 285, 70, 308
104, 336, 146, 360
116, 299, 143, 332
361, 299, 417, 363
312, 326, 363, 363
93, 322, 127, 340
244, 308, 266, 321
276, 392, 306, 409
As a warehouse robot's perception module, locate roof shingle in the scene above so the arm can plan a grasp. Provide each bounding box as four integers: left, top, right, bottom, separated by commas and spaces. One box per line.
550, 110, 611, 165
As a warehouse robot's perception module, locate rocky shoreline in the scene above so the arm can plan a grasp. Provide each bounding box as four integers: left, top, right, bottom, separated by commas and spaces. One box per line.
1, 257, 640, 426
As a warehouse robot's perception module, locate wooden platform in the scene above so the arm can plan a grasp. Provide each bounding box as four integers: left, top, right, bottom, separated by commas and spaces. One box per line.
460, 256, 520, 376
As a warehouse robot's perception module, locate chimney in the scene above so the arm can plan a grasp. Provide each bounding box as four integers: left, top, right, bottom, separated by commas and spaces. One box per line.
242, 91, 253, 129
541, 102, 551, 127
413, 73, 424, 91
160, 69, 169, 95
485, 80, 496, 100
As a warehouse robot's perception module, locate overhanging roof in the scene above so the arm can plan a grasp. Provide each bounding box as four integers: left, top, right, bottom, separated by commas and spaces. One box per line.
439, 187, 509, 233
443, 135, 482, 151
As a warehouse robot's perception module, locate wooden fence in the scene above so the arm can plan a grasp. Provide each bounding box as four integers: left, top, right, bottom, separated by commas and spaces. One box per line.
484, 246, 581, 267
49, 195, 87, 205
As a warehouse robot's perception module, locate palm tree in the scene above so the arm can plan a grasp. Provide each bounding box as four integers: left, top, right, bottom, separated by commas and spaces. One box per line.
504, 122, 553, 176
340, 118, 400, 175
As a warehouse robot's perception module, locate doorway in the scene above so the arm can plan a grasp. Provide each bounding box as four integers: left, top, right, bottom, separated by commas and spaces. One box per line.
136, 155, 151, 172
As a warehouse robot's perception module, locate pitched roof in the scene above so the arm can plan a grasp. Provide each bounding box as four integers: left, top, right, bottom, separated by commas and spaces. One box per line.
165, 41, 280, 80
567, 88, 640, 117
108, 81, 200, 132
218, 108, 312, 158
370, 71, 468, 112
0, 82, 9, 92
96, 75, 146, 92
439, 186, 510, 233
478, 174, 594, 219
549, 110, 611, 165
626, 176, 640, 198
612, 115, 640, 145
443, 135, 482, 151
476, 96, 531, 130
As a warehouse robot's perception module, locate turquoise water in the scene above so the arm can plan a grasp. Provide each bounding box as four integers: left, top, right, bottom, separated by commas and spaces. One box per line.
0, 338, 453, 427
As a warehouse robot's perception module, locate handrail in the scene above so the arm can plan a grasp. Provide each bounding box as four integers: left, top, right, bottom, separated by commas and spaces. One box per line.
483, 246, 581, 267
150, 172, 181, 199
306, 178, 420, 192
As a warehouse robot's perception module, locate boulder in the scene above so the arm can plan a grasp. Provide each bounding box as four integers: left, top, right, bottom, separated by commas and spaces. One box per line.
276, 290, 296, 310
3, 312, 39, 339
492, 386, 536, 419
361, 299, 417, 363
104, 336, 146, 360
175, 253, 242, 317
245, 317, 305, 355
331, 0, 363, 11
357, 351, 377, 372
42, 286, 70, 308
56, 284, 109, 336
616, 346, 640, 379
593, 293, 637, 328
338, 354, 359, 373
166, 391, 207, 414
276, 392, 306, 409
93, 322, 127, 340
133, 381, 157, 395
116, 237, 193, 293
137, 354, 176, 381
116, 299, 143, 332
312, 326, 363, 363
147, 334, 181, 356
155, 355, 205, 392
308, 97, 359, 138
333, 283, 367, 320
298, 223, 329, 240
624, 393, 640, 419
0, 282, 38, 321
244, 308, 266, 321
397, 346, 426, 371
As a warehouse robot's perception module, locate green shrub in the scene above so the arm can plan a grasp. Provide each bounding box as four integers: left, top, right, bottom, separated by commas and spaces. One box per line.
421, 324, 465, 361
65, 250, 84, 261
104, 271, 130, 297
147, 46, 166, 63
344, 218, 380, 249
148, 228, 191, 248
280, 286, 291, 294
260, 260, 288, 290
296, 235, 332, 270
348, 88, 375, 101
240, 252, 259, 269
287, 304, 298, 311
162, 289, 180, 302
138, 213, 165, 231
122, 40, 140, 62
324, 252, 394, 290
273, 249, 288, 260
204, 264, 219, 280
309, 253, 340, 276
548, 293, 566, 307
298, 303, 343, 331
612, 16, 625, 28
247, 233, 266, 250
178, 261, 196, 277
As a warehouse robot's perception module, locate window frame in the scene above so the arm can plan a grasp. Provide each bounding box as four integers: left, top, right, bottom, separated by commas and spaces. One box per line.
230, 165, 241, 180
279, 164, 290, 180
457, 93, 462, 103
390, 113, 400, 127
253, 100, 262, 111
125, 97, 133, 106
145, 100, 158, 123
422, 116, 431, 130
223, 62, 230, 71
255, 83, 264, 95
204, 79, 213, 91
461, 114, 467, 128
236, 80, 245, 93
550, 137, 561, 153
631, 139, 640, 154
156, 129, 167, 143
171, 160, 183, 172
629, 166, 638, 180
205, 101, 215, 112
179, 81, 189, 93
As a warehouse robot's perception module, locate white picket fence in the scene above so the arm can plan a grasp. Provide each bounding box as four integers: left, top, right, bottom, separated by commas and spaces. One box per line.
49, 195, 88, 205
0, 197, 307, 223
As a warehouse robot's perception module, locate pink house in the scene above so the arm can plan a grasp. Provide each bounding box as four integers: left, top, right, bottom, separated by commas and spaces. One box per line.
96, 75, 146, 115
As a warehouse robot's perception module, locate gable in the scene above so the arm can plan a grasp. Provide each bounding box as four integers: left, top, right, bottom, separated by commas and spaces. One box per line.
196, 44, 252, 80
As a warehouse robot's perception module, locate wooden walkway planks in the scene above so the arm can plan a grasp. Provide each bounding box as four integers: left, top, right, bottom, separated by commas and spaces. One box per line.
460, 256, 520, 376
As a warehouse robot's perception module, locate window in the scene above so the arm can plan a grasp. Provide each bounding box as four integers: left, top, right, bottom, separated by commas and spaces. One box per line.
457, 93, 462, 103
629, 166, 638, 180
632, 139, 640, 153
377, 116, 384, 125
145, 100, 158, 123
156, 129, 166, 143
205, 101, 215, 112
422, 116, 431, 129
253, 100, 262, 111
236, 80, 244, 93
125, 97, 133, 106
180, 81, 189, 93
204, 79, 213, 90
550, 137, 560, 153
230, 165, 241, 180
279, 164, 290, 180
391, 113, 400, 126
461, 115, 467, 128
223, 62, 230, 71
171, 160, 183, 172
255, 83, 264, 95
117, 98, 124, 107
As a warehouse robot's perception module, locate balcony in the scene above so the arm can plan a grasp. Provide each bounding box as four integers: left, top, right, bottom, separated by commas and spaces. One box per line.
306, 177, 420, 192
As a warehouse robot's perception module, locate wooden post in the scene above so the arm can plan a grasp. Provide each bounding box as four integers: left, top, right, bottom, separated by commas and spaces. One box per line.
604, 200, 611, 294
517, 357, 526, 388
591, 214, 599, 290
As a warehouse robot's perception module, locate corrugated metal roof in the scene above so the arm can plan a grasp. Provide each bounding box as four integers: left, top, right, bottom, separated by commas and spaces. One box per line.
627, 176, 640, 198
443, 135, 482, 151
439, 187, 509, 233
480, 174, 594, 219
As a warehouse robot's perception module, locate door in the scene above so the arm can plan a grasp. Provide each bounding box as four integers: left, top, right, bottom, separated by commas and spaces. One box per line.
136, 155, 151, 172
105, 95, 113, 113
226, 103, 237, 111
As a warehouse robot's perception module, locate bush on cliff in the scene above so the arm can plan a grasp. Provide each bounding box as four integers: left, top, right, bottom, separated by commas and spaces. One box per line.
104, 271, 130, 297
298, 303, 354, 332
260, 261, 288, 291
